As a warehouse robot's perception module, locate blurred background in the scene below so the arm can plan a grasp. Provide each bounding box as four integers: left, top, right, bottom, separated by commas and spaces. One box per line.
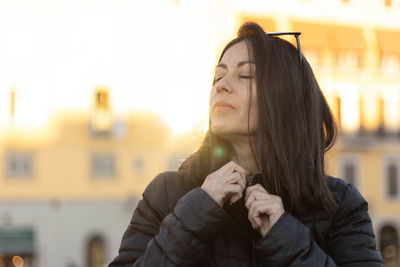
0, 0, 399, 266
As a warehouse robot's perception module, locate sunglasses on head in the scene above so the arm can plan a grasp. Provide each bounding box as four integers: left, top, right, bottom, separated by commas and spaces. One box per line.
267, 32, 303, 69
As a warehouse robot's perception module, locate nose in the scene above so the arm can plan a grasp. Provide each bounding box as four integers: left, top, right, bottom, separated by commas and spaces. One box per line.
216, 86, 229, 94
215, 76, 232, 94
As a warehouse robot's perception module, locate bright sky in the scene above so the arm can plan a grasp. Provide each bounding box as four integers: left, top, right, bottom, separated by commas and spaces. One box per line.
0, 0, 236, 133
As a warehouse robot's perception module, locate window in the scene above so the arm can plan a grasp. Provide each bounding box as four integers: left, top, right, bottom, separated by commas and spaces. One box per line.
382, 86, 400, 134
0, 228, 35, 267
359, 96, 365, 132
381, 53, 400, 76
87, 235, 106, 267
378, 97, 385, 135
95, 89, 109, 110
344, 163, 356, 185
338, 83, 360, 134
334, 95, 342, 128
380, 225, 399, 266
91, 153, 115, 178
133, 156, 145, 174
91, 87, 112, 134
339, 155, 360, 188
5, 152, 33, 178
337, 50, 359, 70
387, 163, 399, 198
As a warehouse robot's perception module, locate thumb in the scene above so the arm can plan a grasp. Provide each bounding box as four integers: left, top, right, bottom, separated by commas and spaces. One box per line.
229, 192, 242, 205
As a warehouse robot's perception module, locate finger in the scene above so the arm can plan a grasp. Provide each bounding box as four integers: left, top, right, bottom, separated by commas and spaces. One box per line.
232, 165, 248, 181
249, 218, 257, 229
223, 171, 241, 185
224, 183, 242, 193
245, 188, 265, 201
220, 161, 248, 179
223, 172, 246, 191
217, 160, 237, 174
246, 207, 257, 228
248, 203, 262, 228
229, 192, 242, 204
245, 188, 271, 203
248, 201, 273, 228
248, 200, 264, 227
245, 186, 279, 203
245, 185, 262, 198
248, 199, 275, 220
255, 216, 262, 228
253, 204, 273, 227
223, 184, 242, 200
226, 186, 243, 205
244, 193, 256, 209
244, 191, 269, 209
232, 173, 246, 191
246, 184, 268, 196
245, 189, 271, 200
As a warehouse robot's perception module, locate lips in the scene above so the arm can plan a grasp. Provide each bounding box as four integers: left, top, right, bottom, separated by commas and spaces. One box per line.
214, 101, 235, 111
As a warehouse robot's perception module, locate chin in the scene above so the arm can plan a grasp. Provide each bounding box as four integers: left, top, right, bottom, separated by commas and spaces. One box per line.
211, 122, 257, 139
210, 124, 226, 134
210, 123, 235, 137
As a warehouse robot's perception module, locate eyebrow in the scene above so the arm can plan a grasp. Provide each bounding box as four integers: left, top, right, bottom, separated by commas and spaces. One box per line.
216, 60, 255, 69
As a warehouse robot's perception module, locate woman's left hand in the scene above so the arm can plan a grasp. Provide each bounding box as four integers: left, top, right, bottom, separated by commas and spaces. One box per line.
244, 184, 285, 237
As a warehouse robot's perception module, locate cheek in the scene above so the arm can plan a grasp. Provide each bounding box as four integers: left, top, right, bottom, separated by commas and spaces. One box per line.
248, 87, 258, 129
209, 86, 217, 104
209, 89, 216, 116
244, 85, 258, 115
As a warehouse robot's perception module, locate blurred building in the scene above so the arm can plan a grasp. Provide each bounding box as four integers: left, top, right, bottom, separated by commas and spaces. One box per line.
1, 0, 400, 266
0, 87, 203, 267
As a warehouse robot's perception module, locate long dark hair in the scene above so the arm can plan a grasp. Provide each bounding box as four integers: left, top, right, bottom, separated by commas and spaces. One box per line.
179, 22, 337, 215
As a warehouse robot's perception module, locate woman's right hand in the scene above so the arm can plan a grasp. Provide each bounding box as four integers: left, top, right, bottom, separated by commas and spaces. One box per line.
201, 161, 248, 207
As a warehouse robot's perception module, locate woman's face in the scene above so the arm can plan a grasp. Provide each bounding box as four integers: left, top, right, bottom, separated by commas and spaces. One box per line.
210, 40, 258, 139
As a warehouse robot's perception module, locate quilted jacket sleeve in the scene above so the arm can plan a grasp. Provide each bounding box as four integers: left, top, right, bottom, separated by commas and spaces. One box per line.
108, 172, 229, 267
253, 182, 384, 267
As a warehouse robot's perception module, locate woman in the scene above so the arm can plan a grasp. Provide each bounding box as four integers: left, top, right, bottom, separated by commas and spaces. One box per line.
109, 22, 384, 266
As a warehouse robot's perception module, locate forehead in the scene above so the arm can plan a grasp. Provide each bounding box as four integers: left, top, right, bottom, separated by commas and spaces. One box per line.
220, 40, 252, 64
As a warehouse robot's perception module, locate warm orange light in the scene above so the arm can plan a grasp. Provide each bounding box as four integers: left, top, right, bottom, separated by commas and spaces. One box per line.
0, 4, 217, 134
12, 256, 23, 267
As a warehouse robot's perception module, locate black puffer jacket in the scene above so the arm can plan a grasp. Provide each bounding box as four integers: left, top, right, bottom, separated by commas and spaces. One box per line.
109, 171, 383, 266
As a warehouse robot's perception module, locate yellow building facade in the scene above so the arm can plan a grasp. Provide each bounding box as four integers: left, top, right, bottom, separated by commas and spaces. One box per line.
0, 82, 208, 267
1, 0, 400, 266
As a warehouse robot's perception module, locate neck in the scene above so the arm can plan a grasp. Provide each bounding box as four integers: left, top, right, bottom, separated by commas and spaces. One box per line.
228, 136, 259, 175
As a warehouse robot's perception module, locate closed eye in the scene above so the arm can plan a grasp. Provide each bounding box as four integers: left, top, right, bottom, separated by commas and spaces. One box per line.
239, 75, 255, 79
